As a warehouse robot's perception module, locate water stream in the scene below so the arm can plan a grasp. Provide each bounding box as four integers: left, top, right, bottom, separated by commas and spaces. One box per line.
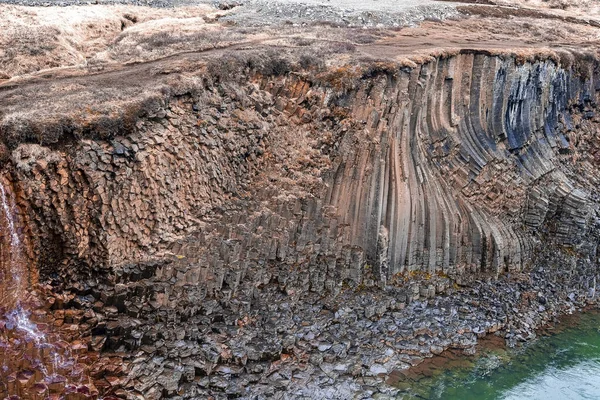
0, 178, 29, 308
0, 177, 94, 399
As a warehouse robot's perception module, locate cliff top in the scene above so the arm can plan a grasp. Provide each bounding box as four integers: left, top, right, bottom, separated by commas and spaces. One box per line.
0, 0, 598, 147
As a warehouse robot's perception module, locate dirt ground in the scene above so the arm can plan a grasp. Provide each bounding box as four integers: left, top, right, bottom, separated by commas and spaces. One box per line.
0, 0, 598, 136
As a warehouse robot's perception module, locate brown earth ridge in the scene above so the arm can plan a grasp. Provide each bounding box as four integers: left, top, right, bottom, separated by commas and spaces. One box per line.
0, 0, 600, 399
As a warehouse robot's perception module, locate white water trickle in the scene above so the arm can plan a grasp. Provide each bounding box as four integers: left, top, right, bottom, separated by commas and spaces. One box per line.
0, 178, 26, 307
0, 178, 94, 398
0, 180, 21, 249
1, 179, 49, 372
7, 307, 46, 343
0, 179, 45, 341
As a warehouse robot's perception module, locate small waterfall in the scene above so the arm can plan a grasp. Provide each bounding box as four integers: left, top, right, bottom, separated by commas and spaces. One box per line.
0, 178, 29, 308
0, 177, 36, 322
0, 177, 96, 399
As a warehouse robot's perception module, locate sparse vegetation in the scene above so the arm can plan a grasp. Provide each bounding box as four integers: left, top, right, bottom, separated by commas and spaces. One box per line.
206, 49, 304, 82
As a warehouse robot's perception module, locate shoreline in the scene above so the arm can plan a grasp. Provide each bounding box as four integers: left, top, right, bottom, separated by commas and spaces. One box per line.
388, 304, 600, 393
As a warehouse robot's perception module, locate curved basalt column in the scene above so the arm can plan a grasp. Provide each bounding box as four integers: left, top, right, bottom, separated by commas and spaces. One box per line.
326, 53, 597, 280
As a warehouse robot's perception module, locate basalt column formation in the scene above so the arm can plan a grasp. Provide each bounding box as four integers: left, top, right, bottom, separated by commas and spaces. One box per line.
8, 51, 598, 293
0, 176, 33, 309
0, 48, 599, 397
0, 176, 97, 399
324, 53, 597, 281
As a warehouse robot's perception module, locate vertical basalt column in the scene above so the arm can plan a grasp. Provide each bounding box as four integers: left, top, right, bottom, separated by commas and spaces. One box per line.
0, 174, 97, 399
323, 55, 596, 283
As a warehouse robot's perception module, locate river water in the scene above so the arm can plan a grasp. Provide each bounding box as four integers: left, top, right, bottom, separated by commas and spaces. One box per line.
394, 311, 600, 399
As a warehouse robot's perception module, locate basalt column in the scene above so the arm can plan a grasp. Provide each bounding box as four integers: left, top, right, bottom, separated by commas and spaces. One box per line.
0, 175, 35, 310
324, 54, 597, 281
5, 52, 600, 300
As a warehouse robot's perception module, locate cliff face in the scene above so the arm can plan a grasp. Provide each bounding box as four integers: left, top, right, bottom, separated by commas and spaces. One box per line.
325, 53, 598, 278
1, 47, 599, 397
1, 0, 600, 397
8, 51, 599, 293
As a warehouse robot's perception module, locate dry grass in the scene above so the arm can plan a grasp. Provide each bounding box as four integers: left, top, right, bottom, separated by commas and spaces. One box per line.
0, 4, 219, 78
103, 26, 246, 63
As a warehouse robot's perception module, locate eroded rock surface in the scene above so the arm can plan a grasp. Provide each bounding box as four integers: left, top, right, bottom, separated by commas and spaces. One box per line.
0, 1, 599, 398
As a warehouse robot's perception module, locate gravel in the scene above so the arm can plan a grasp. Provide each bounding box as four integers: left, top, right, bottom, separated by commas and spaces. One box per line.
221, 0, 460, 27
0, 0, 460, 29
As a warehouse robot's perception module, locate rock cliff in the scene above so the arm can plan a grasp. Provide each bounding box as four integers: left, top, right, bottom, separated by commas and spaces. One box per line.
0, 1, 599, 398
6, 51, 599, 292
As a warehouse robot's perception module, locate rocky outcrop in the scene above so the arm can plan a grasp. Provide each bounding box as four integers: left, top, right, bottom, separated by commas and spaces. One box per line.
1, 48, 600, 397
325, 52, 597, 277
8, 51, 599, 288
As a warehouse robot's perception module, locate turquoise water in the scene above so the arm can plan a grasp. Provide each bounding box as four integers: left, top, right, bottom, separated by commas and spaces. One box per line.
395, 311, 600, 399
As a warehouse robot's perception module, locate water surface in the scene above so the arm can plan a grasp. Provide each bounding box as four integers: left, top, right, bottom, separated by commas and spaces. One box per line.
394, 311, 600, 399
